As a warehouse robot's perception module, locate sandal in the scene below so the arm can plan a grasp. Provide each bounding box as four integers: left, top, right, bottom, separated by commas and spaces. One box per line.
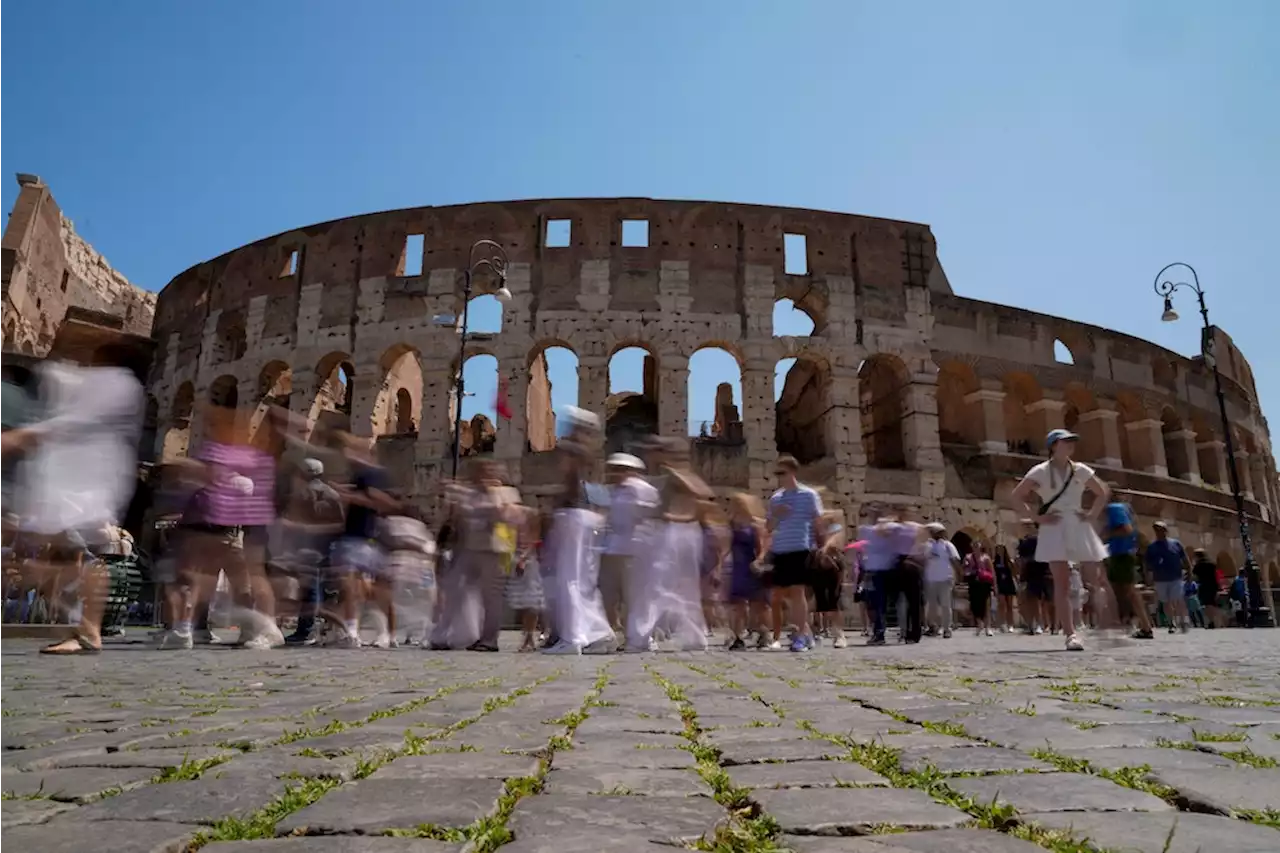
466, 642, 500, 652
40, 636, 102, 655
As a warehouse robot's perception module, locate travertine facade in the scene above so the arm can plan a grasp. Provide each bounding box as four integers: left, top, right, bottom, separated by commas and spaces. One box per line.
146, 198, 1280, 597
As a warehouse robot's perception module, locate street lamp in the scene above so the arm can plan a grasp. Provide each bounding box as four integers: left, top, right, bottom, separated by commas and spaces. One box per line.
444, 239, 511, 479
1154, 261, 1272, 627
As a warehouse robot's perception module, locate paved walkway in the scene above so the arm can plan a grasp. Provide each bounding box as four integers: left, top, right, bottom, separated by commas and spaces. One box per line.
3, 629, 1279, 852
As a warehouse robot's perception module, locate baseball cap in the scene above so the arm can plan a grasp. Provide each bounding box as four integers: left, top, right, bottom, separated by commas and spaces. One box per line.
606, 453, 644, 470
1046, 429, 1079, 449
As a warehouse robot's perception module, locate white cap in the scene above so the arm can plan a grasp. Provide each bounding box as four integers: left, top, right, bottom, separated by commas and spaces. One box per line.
302, 458, 324, 478
606, 453, 644, 470
562, 406, 600, 430
925, 522, 946, 533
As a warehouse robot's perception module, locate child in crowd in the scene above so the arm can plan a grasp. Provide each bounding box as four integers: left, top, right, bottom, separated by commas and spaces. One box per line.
1184, 578, 1205, 628
505, 508, 545, 652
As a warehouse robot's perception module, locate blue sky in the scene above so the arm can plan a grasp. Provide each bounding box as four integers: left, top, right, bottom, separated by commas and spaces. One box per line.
4, 1, 1277, 442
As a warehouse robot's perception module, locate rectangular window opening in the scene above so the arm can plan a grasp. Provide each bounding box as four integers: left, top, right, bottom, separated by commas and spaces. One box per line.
784, 233, 808, 275
545, 219, 571, 248
402, 233, 425, 276
280, 248, 300, 278
621, 219, 649, 248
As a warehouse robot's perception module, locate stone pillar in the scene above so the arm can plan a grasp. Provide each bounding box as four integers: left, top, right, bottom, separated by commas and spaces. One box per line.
742, 359, 778, 494
346, 359, 380, 441
418, 368, 453, 458
1126, 419, 1167, 477
963, 387, 1008, 453
903, 370, 942, 470
659, 356, 690, 439
1024, 397, 1065, 447
578, 355, 608, 424
494, 357, 528, 474
1197, 440, 1228, 490
1078, 404, 1122, 469
1167, 428, 1201, 484
1235, 451, 1255, 501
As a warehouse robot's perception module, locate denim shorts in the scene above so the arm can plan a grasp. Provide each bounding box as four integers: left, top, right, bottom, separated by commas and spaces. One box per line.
331, 537, 385, 575
1154, 580, 1183, 603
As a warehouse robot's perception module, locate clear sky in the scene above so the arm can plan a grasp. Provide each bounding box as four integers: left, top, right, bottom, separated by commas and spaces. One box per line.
4, 1, 1277, 444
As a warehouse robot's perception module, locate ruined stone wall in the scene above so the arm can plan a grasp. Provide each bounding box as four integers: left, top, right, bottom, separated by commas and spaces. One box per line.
145, 197, 1280, 596
1, 174, 155, 355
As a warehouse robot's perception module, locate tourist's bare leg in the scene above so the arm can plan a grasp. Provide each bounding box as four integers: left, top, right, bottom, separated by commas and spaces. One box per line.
1050, 561, 1076, 637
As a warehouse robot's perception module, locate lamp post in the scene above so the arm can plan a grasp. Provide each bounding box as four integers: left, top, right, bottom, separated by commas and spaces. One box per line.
1154, 262, 1271, 627
447, 239, 511, 479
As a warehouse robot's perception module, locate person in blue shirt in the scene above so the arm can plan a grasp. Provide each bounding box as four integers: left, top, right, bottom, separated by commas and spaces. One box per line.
1184, 578, 1205, 628
1100, 490, 1153, 638
766, 454, 827, 653
1143, 521, 1191, 633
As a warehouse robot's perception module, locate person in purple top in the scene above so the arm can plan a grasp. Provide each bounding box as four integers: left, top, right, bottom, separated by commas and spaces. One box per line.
726, 492, 768, 650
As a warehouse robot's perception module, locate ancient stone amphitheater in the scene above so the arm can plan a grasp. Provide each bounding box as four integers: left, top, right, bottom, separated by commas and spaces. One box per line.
148, 198, 1280, 592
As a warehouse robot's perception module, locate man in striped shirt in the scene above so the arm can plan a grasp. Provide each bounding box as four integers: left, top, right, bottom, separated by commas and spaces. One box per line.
767, 455, 825, 653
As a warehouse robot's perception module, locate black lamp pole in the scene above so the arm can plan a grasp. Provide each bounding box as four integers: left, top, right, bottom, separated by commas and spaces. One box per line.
1154, 262, 1271, 627
451, 239, 508, 479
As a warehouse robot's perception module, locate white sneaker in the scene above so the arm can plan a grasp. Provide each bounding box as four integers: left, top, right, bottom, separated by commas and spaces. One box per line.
327, 633, 362, 649
1066, 633, 1085, 651
157, 630, 193, 650
542, 640, 582, 655
985, 627, 994, 637
193, 628, 222, 645
370, 634, 393, 649
768, 640, 782, 650
1034, 625, 1044, 635
832, 635, 848, 649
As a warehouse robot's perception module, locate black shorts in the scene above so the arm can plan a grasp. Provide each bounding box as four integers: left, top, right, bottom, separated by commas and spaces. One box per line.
770, 551, 811, 589
810, 571, 840, 613
1025, 564, 1053, 600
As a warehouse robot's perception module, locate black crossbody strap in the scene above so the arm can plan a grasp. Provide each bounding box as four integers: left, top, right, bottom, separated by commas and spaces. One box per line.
1039, 463, 1076, 515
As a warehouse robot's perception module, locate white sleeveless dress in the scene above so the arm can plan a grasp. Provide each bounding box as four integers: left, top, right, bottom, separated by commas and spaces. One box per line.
1025, 461, 1108, 564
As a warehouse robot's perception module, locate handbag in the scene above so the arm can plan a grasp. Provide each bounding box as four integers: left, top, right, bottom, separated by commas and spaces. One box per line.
1038, 462, 1076, 516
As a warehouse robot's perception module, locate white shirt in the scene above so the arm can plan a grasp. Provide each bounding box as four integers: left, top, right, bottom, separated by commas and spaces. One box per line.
18, 362, 143, 538
605, 475, 659, 556
924, 538, 960, 584
1024, 460, 1096, 517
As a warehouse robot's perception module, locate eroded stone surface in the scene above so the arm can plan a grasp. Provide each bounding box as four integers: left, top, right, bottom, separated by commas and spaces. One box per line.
1024, 810, 1280, 853
754, 787, 970, 833
727, 759, 889, 789
1150, 767, 1280, 814
277, 778, 504, 834
897, 746, 1055, 775
779, 829, 1052, 852
1, 820, 193, 853
949, 772, 1173, 813
507, 793, 727, 845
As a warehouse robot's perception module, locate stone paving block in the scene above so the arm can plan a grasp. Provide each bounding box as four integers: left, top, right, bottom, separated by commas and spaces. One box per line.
1150, 767, 1280, 813
1056, 746, 1237, 772
277, 778, 503, 834
1, 766, 157, 802
1, 741, 111, 771
0, 797, 77, 827
543, 767, 708, 796
369, 751, 541, 780
716, 737, 846, 765
897, 746, 1055, 775
205, 839, 464, 852
496, 833, 681, 852
2, 819, 195, 852
69, 775, 288, 824
571, 731, 687, 749
948, 772, 1173, 813
38, 747, 237, 770
727, 759, 889, 789
779, 828, 1051, 852
704, 726, 809, 746
213, 750, 362, 782
506, 792, 726, 845
1024, 810, 1280, 853
552, 744, 696, 770
753, 787, 970, 834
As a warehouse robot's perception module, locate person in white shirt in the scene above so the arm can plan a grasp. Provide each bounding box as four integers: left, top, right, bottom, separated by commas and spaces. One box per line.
922, 522, 960, 638
600, 453, 657, 633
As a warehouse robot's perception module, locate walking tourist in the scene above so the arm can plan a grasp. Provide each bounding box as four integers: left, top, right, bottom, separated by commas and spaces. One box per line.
329, 429, 396, 648
810, 508, 848, 648
922, 522, 959, 638
857, 515, 924, 646
766, 455, 825, 653
1016, 520, 1053, 634
1190, 549, 1222, 628
506, 509, 545, 652
725, 492, 768, 650
600, 453, 655, 634
1010, 429, 1111, 651
1145, 520, 1191, 633
992, 543, 1018, 632
964, 540, 996, 636
1101, 488, 1154, 638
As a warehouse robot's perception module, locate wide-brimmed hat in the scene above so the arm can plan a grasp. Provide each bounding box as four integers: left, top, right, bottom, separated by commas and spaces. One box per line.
1046, 428, 1079, 449
606, 453, 644, 470
925, 522, 946, 533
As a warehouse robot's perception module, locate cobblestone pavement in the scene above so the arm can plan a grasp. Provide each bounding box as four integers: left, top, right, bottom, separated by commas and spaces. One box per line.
3, 629, 1279, 852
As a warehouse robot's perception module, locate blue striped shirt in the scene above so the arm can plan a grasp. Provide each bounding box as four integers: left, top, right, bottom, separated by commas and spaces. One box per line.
768, 484, 823, 554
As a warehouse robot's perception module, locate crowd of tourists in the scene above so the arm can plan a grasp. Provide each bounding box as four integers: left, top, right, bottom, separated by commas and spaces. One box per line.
0, 347, 1259, 655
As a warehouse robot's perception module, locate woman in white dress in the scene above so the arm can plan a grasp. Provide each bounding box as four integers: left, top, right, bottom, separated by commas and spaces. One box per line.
1010, 429, 1110, 651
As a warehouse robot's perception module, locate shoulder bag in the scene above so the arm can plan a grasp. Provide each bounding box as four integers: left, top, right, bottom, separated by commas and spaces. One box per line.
1038, 462, 1076, 516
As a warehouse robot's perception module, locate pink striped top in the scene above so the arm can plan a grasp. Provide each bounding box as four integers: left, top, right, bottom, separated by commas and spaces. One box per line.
191, 442, 277, 527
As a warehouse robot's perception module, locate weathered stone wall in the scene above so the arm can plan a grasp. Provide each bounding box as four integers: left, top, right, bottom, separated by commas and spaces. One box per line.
145, 197, 1280, 595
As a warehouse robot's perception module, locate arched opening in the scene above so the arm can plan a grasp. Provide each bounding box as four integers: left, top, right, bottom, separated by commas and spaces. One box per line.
527, 344, 580, 452
775, 354, 830, 464
250, 361, 292, 442
773, 299, 815, 337
1216, 552, 1236, 583
213, 316, 247, 365
311, 353, 355, 436
209, 375, 239, 409
606, 345, 658, 454
688, 347, 743, 441
1052, 339, 1075, 365
860, 355, 910, 469
463, 294, 504, 336
1001, 373, 1041, 456
373, 345, 423, 436
455, 353, 498, 457
163, 382, 196, 461
1161, 408, 1191, 480
935, 360, 980, 447
951, 530, 975, 562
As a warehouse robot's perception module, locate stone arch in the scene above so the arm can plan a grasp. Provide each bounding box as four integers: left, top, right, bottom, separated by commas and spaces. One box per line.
775, 352, 831, 465
527, 341, 580, 452
952, 527, 987, 561
249, 360, 292, 440
1216, 551, 1236, 579
860, 354, 911, 469
1113, 391, 1146, 471
689, 345, 743, 440
455, 353, 499, 456
607, 343, 659, 454
1161, 407, 1191, 481
373, 344, 423, 436
1001, 372, 1041, 456
311, 352, 355, 434
773, 298, 817, 337
208, 374, 239, 409
1052, 338, 1075, 365
935, 360, 980, 447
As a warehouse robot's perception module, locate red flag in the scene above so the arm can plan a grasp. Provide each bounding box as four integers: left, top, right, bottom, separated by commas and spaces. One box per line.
496, 375, 513, 420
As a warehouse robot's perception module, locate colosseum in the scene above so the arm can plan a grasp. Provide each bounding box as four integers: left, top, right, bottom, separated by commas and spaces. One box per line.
146, 198, 1280, 604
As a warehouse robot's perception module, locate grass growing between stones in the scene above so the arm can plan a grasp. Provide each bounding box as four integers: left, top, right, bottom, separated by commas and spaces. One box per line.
1029, 748, 1180, 806
1235, 808, 1280, 830
1192, 728, 1247, 743
152, 754, 234, 783
1216, 749, 1279, 768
